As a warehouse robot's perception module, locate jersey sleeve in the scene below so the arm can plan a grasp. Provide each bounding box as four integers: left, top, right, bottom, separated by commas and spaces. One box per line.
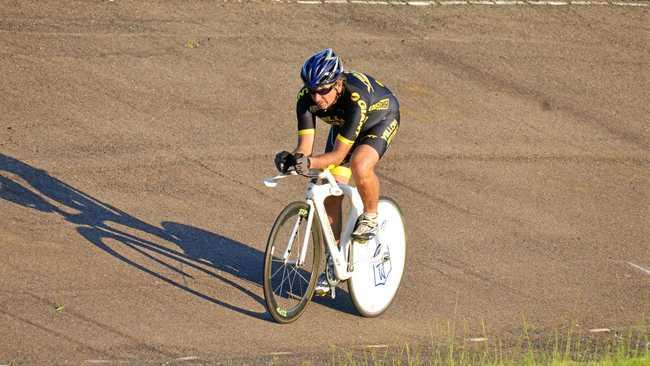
296, 87, 316, 136
337, 91, 368, 146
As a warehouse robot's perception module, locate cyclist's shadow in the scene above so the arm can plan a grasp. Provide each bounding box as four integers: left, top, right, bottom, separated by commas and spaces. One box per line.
0, 154, 357, 320
0, 154, 271, 319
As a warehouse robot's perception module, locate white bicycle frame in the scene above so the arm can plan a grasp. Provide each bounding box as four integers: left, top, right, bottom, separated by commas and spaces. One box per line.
264, 169, 364, 281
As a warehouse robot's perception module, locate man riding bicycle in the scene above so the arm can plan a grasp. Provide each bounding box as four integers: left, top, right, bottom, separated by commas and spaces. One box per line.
275, 48, 400, 293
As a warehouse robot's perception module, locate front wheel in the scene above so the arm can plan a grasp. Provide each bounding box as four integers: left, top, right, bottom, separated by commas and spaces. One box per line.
348, 197, 406, 317
263, 201, 322, 323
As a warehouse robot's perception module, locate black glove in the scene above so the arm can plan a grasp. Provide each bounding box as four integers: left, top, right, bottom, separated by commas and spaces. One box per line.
293, 153, 310, 176
274, 151, 292, 173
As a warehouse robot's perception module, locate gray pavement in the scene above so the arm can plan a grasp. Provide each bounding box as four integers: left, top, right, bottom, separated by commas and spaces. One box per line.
0, 1, 648, 364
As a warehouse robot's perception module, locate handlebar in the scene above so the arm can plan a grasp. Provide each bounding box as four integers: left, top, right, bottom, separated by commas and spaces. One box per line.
263, 167, 342, 195
263, 171, 297, 188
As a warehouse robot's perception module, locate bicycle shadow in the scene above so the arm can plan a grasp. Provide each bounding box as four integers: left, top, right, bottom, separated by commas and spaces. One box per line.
311, 285, 358, 316
0, 154, 358, 320
0, 153, 268, 319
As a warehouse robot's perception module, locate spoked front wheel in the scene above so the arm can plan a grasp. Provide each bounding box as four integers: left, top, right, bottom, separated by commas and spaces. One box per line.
348, 197, 406, 317
263, 201, 322, 323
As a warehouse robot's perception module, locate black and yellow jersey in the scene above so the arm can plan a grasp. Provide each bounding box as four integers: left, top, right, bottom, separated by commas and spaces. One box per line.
296, 71, 399, 147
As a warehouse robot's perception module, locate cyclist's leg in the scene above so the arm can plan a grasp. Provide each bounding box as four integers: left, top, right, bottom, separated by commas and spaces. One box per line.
350, 146, 380, 214
324, 126, 351, 242
350, 114, 399, 240
350, 116, 399, 215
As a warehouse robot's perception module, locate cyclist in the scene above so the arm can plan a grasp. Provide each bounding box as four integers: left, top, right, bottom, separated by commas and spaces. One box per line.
274, 48, 400, 293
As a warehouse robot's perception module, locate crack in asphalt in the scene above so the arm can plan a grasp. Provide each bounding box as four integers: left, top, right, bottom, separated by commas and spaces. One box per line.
179, 153, 285, 205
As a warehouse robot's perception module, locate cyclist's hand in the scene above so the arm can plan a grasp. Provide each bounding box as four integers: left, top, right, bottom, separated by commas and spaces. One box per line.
293, 153, 310, 176
274, 151, 292, 173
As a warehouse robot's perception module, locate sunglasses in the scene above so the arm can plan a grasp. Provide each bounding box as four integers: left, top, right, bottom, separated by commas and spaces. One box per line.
309, 84, 335, 96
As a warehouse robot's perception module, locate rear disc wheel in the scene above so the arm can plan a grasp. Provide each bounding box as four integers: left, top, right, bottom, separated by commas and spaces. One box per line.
348, 197, 406, 317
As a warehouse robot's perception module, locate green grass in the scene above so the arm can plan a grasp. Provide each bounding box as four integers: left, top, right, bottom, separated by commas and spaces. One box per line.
327, 320, 649, 366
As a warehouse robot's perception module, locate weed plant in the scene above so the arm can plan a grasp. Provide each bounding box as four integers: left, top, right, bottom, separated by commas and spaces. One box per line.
328, 320, 649, 366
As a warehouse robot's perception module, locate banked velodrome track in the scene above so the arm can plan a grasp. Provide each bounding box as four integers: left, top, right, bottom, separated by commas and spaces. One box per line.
1, 0, 648, 364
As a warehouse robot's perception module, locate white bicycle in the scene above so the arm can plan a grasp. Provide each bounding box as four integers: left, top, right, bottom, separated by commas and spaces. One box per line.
262, 167, 406, 323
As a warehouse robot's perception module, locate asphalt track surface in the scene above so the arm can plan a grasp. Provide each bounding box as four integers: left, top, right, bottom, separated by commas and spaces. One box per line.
1, 0, 648, 364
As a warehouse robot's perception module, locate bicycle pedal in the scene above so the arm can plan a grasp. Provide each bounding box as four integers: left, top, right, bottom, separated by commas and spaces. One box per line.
313, 281, 337, 298
313, 288, 330, 297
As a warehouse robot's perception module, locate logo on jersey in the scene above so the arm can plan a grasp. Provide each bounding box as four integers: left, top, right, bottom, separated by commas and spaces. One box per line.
297, 87, 309, 101
350, 92, 368, 137
352, 72, 374, 93
381, 119, 398, 144
369, 98, 390, 112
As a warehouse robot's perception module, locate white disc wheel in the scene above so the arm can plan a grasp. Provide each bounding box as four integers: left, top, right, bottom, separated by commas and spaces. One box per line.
348, 197, 406, 317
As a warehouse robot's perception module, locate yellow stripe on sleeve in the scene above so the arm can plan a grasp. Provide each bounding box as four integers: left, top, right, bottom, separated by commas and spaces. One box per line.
336, 134, 354, 146
298, 129, 315, 136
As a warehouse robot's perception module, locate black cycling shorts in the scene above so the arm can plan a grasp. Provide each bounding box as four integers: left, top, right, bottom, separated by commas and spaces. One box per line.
325, 107, 400, 164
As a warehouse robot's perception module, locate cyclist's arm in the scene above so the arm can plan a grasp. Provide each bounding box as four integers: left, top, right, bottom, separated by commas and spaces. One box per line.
295, 88, 316, 156
294, 133, 314, 156
308, 140, 352, 169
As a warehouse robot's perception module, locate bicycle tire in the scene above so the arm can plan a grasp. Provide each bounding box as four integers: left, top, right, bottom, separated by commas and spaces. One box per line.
263, 201, 322, 323
348, 197, 406, 317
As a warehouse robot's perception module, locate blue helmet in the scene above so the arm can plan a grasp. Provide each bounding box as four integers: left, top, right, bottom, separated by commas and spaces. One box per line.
300, 48, 343, 90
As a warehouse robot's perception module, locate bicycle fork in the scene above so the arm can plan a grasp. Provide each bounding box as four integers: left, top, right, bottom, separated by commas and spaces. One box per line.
281, 201, 316, 267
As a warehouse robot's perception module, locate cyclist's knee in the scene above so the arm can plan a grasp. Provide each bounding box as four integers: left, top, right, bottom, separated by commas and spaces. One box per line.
351, 159, 376, 180
350, 146, 379, 178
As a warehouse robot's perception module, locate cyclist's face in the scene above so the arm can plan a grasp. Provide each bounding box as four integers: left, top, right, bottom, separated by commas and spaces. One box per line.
310, 82, 339, 110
